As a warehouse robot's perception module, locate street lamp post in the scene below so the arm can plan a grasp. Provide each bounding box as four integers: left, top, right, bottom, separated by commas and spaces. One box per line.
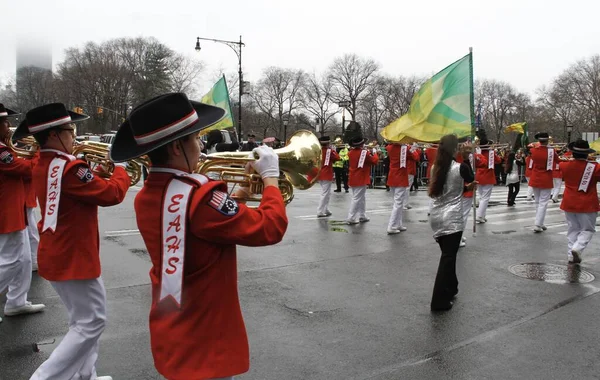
283, 118, 289, 142
195, 35, 245, 139
338, 100, 351, 136
566, 125, 573, 143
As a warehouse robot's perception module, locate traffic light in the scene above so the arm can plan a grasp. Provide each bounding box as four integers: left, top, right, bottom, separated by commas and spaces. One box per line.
73, 107, 84, 114
97, 107, 103, 115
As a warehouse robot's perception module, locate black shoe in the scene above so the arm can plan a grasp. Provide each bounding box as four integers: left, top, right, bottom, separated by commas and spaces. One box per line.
345, 190, 349, 193
431, 301, 453, 312
334, 189, 341, 193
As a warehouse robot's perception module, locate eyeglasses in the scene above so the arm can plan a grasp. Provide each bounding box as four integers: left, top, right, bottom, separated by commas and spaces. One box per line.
58, 127, 77, 137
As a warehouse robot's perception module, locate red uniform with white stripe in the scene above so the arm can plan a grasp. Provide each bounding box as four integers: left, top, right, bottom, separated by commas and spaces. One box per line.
559, 160, 600, 213
386, 144, 419, 187
475, 149, 501, 185
134, 168, 288, 380
425, 147, 437, 178
525, 156, 533, 178
23, 151, 40, 208
318, 146, 340, 181
463, 153, 487, 198
529, 145, 559, 189
0, 142, 36, 234
33, 150, 130, 281
348, 148, 378, 187
552, 156, 562, 179
408, 148, 421, 176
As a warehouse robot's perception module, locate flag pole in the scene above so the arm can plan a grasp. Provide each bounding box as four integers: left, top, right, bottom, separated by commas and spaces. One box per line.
469, 47, 477, 237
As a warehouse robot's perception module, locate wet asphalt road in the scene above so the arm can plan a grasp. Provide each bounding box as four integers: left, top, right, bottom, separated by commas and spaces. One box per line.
2, 183, 600, 380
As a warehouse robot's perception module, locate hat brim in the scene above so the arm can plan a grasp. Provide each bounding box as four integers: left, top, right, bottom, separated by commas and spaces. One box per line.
534, 133, 549, 140
567, 141, 595, 155
0, 108, 20, 119
12, 111, 89, 141
109, 101, 225, 162
350, 138, 366, 147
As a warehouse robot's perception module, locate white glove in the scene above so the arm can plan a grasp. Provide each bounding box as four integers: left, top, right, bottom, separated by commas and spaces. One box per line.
114, 162, 127, 169
251, 145, 279, 179
199, 153, 207, 160
372, 148, 377, 155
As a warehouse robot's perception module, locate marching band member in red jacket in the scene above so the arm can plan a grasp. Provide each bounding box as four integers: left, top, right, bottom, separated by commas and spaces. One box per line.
22, 153, 40, 272
460, 147, 487, 247
347, 136, 378, 225
528, 132, 560, 232
14, 103, 129, 380
0, 104, 44, 324
386, 142, 419, 234
405, 143, 421, 207
551, 151, 562, 203
558, 139, 600, 264
475, 139, 502, 223
109, 93, 288, 380
317, 136, 340, 217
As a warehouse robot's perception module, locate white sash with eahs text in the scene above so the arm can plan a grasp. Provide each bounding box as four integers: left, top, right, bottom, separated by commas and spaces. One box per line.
400, 145, 407, 168
469, 153, 474, 170
546, 148, 554, 171
42, 157, 68, 233
488, 150, 494, 169
324, 149, 331, 166
157, 169, 209, 307
578, 162, 596, 192
358, 149, 367, 168
529, 158, 533, 169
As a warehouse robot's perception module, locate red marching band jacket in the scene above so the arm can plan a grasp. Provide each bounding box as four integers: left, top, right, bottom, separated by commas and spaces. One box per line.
23, 151, 40, 208
33, 150, 130, 281
475, 149, 501, 185
525, 156, 533, 178
348, 148, 378, 187
529, 145, 560, 189
408, 148, 421, 176
552, 150, 562, 179
318, 146, 340, 181
559, 159, 600, 213
134, 168, 288, 380
0, 141, 36, 234
456, 152, 487, 198
386, 144, 419, 187
425, 147, 437, 178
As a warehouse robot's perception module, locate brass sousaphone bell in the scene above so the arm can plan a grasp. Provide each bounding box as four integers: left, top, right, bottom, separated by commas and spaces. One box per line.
196, 129, 322, 206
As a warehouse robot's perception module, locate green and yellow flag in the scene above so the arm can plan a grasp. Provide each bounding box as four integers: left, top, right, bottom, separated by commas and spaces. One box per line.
504, 122, 527, 134
381, 53, 473, 143
199, 75, 234, 135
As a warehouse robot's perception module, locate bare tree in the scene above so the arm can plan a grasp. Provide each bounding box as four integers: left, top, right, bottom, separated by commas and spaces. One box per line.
300, 72, 337, 136
328, 54, 380, 122
358, 76, 387, 140
167, 54, 204, 97
15, 66, 56, 112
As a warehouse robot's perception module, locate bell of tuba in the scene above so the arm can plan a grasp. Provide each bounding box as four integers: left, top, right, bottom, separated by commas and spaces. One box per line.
196, 129, 322, 205
8, 134, 39, 159
72, 141, 146, 186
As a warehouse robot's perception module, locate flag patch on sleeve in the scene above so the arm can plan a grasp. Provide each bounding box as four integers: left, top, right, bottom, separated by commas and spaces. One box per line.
208, 190, 239, 216
0, 150, 14, 164
76, 166, 95, 183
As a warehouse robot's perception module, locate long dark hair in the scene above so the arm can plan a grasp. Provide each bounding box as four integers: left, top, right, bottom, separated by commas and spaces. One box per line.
428, 134, 459, 198
505, 152, 516, 174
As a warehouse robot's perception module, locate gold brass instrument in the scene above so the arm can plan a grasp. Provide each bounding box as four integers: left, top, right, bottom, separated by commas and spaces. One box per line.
195, 129, 322, 206
72, 141, 146, 186
8, 135, 39, 159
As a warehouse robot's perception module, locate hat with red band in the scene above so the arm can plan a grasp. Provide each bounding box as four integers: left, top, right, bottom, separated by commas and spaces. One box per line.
12, 103, 88, 141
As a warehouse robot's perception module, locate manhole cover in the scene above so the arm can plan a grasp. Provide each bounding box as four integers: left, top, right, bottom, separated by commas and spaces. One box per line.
508, 263, 595, 284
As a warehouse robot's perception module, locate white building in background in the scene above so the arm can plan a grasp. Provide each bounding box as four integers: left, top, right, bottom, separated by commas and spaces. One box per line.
16, 37, 53, 99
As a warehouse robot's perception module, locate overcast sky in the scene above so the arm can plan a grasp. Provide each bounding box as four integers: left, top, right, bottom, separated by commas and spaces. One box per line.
2, 0, 599, 98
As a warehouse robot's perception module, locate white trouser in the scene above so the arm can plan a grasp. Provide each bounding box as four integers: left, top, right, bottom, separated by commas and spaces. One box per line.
476, 185, 493, 219
347, 186, 367, 222
462, 196, 473, 230
388, 187, 408, 230
30, 278, 107, 380
0, 229, 32, 309
26, 208, 40, 268
317, 180, 332, 215
403, 175, 414, 206
551, 178, 562, 200
565, 212, 597, 255
526, 178, 533, 199
533, 188, 552, 226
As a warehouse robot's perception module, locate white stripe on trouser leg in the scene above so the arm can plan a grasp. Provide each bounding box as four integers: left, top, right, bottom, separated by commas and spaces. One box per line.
347, 186, 366, 223
565, 212, 597, 254
533, 188, 552, 226
26, 207, 40, 268
551, 178, 562, 200
461, 196, 472, 230
404, 175, 414, 206
388, 187, 407, 230
0, 229, 32, 309
317, 180, 332, 215
476, 185, 493, 219
30, 277, 107, 380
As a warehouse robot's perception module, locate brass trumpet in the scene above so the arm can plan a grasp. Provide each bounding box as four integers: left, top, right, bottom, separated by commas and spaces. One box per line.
72, 141, 146, 186
8, 135, 39, 159
195, 129, 322, 206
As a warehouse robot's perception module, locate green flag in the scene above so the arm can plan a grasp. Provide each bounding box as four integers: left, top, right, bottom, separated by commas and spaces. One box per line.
200, 75, 234, 135
381, 53, 473, 143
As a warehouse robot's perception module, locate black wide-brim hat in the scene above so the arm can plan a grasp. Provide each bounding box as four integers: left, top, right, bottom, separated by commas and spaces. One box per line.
535, 132, 549, 140
0, 104, 20, 119
568, 139, 595, 155
319, 136, 331, 145
349, 136, 366, 147
109, 93, 225, 162
12, 103, 89, 141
